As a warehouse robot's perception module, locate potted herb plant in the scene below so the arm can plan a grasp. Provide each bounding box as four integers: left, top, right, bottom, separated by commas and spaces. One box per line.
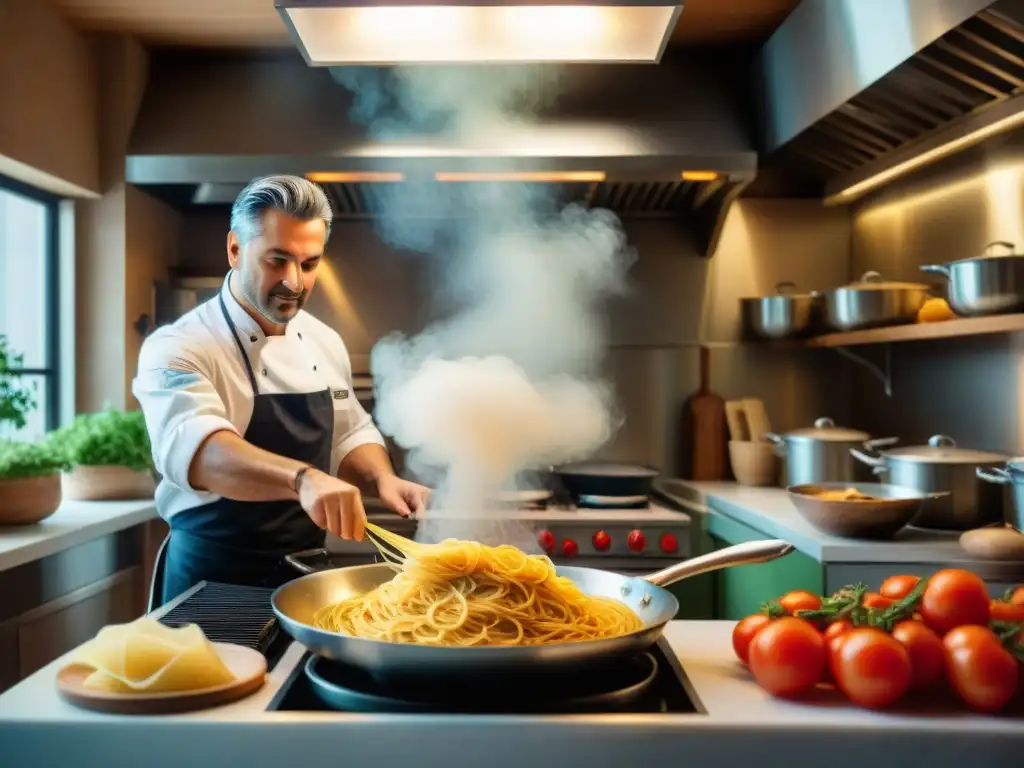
0, 334, 37, 439
0, 440, 68, 524
55, 409, 156, 501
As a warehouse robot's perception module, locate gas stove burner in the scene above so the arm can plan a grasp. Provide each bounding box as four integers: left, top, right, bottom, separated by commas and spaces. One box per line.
303, 652, 658, 714
490, 489, 554, 509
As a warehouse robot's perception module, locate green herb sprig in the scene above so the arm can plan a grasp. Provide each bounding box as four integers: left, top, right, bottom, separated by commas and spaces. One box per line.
0, 440, 70, 481
50, 409, 153, 471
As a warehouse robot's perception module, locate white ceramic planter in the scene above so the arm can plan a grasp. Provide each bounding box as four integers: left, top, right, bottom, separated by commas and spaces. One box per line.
62, 465, 156, 501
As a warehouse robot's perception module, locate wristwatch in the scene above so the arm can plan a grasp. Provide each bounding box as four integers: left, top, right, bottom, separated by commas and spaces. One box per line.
292, 464, 314, 493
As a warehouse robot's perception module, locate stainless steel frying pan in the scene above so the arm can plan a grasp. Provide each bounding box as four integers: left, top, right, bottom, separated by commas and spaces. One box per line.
271, 539, 793, 680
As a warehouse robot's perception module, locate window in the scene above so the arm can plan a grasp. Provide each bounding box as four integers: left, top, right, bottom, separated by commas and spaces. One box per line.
0, 175, 61, 442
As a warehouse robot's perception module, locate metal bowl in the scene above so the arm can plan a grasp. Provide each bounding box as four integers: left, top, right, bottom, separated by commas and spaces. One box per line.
787, 482, 937, 539
740, 282, 823, 341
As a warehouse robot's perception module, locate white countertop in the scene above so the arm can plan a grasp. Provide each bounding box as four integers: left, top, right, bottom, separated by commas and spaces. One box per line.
0, 620, 1018, 767
659, 480, 1011, 565
0, 499, 159, 572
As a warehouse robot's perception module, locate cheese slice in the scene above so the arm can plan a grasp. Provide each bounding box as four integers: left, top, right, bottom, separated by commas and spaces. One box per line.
70, 617, 236, 693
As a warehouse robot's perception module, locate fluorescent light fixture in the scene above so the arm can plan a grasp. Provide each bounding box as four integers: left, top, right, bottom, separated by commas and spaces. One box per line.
826, 97, 1024, 206
681, 170, 719, 181
306, 171, 405, 182
275, 1, 683, 65
434, 170, 607, 182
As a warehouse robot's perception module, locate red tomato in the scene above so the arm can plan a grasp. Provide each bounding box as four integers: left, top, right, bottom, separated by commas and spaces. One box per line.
824, 619, 853, 642
879, 575, 922, 601
863, 592, 895, 610
832, 628, 912, 709
1007, 586, 1024, 607
891, 620, 945, 691
920, 569, 990, 636
779, 590, 823, 615
732, 614, 772, 665
989, 599, 1024, 623
823, 620, 853, 683
747, 617, 826, 699
943, 626, 1018, 713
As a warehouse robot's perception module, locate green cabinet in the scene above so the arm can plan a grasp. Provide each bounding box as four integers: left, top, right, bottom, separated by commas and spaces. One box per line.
707, 512, 823, 621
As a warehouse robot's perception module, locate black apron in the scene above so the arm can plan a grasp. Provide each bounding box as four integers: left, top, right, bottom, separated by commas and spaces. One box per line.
160, 293, 334, 604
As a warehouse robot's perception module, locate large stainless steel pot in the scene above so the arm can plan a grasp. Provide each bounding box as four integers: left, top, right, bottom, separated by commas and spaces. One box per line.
975, 460, 1024, 533
273, 539, 793, 680
921, 241, 1024, 317
822, 271, 931, 332
765, 417, 875, 486
851, 434, 1007, 531
740, 282, 822, 341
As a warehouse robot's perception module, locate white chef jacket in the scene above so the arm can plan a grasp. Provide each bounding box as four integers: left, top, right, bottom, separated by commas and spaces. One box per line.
132, 273, 386, 522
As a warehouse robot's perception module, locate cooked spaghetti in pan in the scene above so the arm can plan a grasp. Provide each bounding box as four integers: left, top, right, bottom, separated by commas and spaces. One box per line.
311, 524, 643, 646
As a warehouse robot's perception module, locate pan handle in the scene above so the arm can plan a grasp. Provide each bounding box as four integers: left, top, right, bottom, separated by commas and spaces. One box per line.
284, 548, 327, 574
643, 539, 794, 588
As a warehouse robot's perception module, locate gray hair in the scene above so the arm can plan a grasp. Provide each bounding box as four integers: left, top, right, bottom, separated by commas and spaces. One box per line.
230, 175, 333, 245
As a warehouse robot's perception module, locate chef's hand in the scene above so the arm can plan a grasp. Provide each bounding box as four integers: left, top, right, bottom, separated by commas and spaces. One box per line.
296, 468, 366, 540
375, 475, 431, 518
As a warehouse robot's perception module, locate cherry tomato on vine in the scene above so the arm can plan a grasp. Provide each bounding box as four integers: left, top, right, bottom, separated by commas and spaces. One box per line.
891, 620, 944, 691
732, 613, 773, 665
943, 626, 1018, 713
832, 628, 912, 710
862, 592, 895, 610
989, 599, 1024, 623
779, 590, 822, 615
879, 575, 921, 601
747, 617, 826, 699
920, 569, 990, 635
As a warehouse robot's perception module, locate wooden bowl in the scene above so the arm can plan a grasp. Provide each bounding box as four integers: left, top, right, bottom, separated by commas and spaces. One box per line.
728, 441, 777, 487
0, 474, 63, 525
62, 465, 156, 501
788, 482, 928, 539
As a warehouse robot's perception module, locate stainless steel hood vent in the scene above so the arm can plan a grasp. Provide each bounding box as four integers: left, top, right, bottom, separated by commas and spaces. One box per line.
757, 0, 1023, 202
128, 50, 756, 256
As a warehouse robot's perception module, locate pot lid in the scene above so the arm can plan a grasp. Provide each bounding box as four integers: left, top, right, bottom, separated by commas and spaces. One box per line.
784, 417, 869, 442
841, 270, 929, 292
880, 435, 1007, 464
951, 241, 1023, 263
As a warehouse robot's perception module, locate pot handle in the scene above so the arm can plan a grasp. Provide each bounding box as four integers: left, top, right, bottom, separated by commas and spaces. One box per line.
775, 281, 798, 295
860, 271, 883, 283
850, 447, 886, 469
976, 466, 1012, 485
284, 548, 326, 574
764, 432, 787, 457
919, 264, 950, 278
982, 241, 1015, 257
643, 539, 794, 588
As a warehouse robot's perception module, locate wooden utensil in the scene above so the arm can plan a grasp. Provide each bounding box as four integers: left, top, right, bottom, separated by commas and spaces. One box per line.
724, 400, 749, 442
958, 526, 1024, 561
688, 346, 727, 481
56, 642, 267, 715
742, 398, 772, 443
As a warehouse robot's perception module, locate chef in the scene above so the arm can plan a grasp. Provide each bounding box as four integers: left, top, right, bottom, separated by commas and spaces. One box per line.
133, 175, 430, 604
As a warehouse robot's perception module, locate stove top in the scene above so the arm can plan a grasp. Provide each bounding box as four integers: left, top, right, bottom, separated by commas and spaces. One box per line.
267, 638, 700, 715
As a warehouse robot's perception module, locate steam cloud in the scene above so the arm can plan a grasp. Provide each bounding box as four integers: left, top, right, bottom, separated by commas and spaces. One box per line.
336, 66, 635, 546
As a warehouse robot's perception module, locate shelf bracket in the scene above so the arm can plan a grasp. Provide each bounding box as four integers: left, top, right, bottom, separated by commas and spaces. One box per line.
833, 344, 892, 397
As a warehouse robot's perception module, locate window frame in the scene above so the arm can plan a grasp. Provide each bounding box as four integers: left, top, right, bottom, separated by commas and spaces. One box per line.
0, 173, 62, 433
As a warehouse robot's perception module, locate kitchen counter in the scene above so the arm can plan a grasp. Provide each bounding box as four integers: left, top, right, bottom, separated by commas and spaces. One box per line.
660, 480, 1024, 572
0, 614, 1019, 768
0, 499, 159, 572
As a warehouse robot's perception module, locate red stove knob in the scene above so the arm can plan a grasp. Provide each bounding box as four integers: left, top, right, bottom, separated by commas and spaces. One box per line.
561, 538, 579, 557
592, 530, 611, 552
660, 533, 679, 554
537, 530, 555, 553
627, 530, 646, 552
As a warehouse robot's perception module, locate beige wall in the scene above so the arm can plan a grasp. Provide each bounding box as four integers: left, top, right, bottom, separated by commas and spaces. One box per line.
850, 127, 1024, 454
0, 4, 181, 414
175, 200, 852, 474
0, 0, 99, 196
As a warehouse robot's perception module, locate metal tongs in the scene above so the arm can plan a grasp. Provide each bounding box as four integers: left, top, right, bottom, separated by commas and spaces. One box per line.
364, 525, 407, 572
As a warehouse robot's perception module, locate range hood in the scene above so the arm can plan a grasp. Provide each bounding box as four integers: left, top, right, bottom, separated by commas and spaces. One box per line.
126, 50, 756, 257
757, 0, 1024, 203
275, 1, 683, 65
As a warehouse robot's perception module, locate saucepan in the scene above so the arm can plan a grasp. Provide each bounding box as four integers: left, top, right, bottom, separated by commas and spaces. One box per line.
273, 538, 793, 680
552, 461, 661, 508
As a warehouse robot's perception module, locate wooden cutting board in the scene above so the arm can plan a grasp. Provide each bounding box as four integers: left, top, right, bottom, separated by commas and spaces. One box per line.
688, 346, 727, 481
742, 398, 772, 442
